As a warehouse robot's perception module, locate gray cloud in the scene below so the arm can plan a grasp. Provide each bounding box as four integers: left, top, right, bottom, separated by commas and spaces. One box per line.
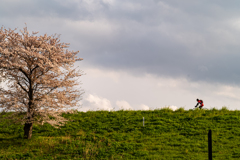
2, 0, 240, 85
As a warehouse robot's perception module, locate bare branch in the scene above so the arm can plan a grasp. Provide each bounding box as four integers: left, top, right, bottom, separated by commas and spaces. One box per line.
17, 81, 28, 93
31, 65, 39, 73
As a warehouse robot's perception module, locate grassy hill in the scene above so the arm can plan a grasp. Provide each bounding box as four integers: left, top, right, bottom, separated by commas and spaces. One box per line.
1, 107, 240, 159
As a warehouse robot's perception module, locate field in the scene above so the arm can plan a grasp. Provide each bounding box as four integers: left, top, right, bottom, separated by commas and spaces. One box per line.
1, 107, 240, 159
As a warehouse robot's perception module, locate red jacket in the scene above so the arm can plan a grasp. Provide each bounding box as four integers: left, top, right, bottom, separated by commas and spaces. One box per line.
198, 100, 204, 106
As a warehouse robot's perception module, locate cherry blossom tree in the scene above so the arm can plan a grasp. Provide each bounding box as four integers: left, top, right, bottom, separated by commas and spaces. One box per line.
0, 26, 83, 139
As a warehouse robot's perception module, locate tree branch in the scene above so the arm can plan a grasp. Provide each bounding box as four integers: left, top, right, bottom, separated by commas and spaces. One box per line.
17, 81, 28, 93
31, 65, 39, 74
19, 68, 29, 80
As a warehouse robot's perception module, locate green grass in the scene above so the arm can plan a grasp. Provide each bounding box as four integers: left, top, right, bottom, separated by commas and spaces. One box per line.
1, 107, 240, 159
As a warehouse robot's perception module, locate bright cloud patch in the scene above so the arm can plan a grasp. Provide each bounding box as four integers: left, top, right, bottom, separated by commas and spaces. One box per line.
80, 94, 113, 112
116, 100, 133, 110
169, 105, 178, 111
139, 104, 150, 110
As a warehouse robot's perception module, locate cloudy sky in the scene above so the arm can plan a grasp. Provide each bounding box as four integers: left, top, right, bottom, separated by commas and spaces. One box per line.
1, 0, 240, 111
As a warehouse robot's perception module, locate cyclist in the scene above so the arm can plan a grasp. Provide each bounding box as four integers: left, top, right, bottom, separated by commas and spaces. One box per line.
195, 99, 204, 109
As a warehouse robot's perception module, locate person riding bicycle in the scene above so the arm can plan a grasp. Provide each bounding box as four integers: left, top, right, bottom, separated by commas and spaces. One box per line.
195, 99, 204, 109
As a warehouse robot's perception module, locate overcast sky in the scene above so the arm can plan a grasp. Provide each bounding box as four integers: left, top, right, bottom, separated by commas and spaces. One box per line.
1, 0, 240, 111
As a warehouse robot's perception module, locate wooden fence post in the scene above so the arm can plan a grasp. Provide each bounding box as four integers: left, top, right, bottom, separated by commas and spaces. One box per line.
208, 129, 212, 160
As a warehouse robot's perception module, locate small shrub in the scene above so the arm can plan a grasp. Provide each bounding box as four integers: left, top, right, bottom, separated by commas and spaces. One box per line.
159, 107, 173, 112
175, 107, 185, 113
221, 106, 229, 112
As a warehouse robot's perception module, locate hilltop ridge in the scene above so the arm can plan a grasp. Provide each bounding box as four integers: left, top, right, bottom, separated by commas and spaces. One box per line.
0, 107, 240, 159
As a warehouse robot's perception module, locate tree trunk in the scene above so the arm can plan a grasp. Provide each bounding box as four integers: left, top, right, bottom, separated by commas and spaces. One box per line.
25, 91, 34, 139
24, 122, 33, 139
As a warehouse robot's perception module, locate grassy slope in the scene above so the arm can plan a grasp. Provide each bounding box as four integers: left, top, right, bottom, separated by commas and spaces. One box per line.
0, 108, 240, 159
